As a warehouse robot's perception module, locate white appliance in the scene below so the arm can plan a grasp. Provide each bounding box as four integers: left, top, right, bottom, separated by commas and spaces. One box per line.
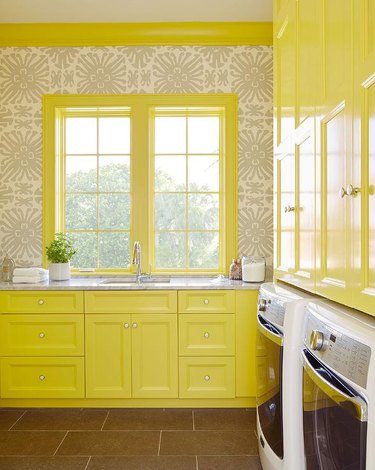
256, 282, 312, 470
302, 300, 375, 470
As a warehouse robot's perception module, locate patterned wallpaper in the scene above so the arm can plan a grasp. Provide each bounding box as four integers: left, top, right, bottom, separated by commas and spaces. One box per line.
0, 45, 273, 268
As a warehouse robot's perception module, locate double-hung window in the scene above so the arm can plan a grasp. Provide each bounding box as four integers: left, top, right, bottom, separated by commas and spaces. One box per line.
43, 94, 237, 274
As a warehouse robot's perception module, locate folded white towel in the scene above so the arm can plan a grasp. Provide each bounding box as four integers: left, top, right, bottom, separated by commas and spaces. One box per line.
12, 275, 49, 284
13, 267, 49, 277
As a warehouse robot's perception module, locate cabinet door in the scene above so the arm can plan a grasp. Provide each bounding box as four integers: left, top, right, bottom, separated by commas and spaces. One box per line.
85, 314, 132, 398
352, 0, 375, 315
316, 0, 353, 305
274, 144, 296, 277
131, 314, 178, 398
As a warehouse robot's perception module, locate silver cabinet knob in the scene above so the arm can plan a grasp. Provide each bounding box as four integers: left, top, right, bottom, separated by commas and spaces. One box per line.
204, 299, 209, 305
123, 323, 130, 329
203, 332, 210, 338
204, 375, 210, 381
340, 186, 348, 198
347, 184, 360, 197
39, 375, 45, 381
132, 322, 138, 329
39, 332, 45, 338
38, 299, 44, 305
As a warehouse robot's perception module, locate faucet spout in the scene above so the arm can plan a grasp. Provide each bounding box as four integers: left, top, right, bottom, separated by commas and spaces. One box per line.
132, 240, 142, 281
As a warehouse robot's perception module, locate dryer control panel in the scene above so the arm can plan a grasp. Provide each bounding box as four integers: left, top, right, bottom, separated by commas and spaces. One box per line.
305, 314, 371, 389
257, 291, 287, 330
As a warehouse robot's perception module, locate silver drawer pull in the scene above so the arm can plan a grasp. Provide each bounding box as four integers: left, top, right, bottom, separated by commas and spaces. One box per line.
39, 375, 45, 381
39, 332, 45, 338
123, 323, 130, 329
132, 322, 138, 329
204, 375, 210, 381
204, 299, 209, 305
204, 332, 210, 338
38, 299, 44, 305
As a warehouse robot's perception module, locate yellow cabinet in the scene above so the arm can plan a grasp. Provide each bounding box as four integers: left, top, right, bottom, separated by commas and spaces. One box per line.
178, 290, 235, 314
0, 291, 84, 314
86, 313, 178, 399
0, 357, 84, 398
179, 314, 235, 356
179, 357, 235, 399
0, 314, 84, 356
85, 291, 177, 314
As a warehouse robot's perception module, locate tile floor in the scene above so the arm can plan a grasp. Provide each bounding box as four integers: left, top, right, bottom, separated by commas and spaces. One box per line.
0, 408, 262, 470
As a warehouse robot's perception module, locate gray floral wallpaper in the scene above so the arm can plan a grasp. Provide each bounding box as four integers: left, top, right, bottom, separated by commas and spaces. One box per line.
0, 45, 273, 268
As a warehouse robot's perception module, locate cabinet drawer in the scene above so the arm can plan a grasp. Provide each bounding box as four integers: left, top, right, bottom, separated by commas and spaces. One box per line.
0, 357, 84, 398
179, 357, 235, 398
0, 291, 84, 314
85, 291, 177, 314
0, 314, 84, 356
178, 291, 235, 314
179, 314, 235, 356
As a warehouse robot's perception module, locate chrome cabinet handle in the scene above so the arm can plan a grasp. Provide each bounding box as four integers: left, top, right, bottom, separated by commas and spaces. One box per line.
340, 187, 348, 198
38, 299, 44, 305
204, 299, 209, 305
347, 184, 360, 197
39, 375, 45, 381
123, 323, 130, 329
132, 322, 138, 329
203, 332, 210, 338
39, 332, 45, 338
204, 375, 210, 381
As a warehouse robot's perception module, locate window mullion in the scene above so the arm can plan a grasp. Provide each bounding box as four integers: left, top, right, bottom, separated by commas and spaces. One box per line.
131, 102, 151, 274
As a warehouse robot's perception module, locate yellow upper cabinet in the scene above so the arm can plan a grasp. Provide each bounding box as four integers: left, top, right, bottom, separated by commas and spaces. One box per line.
351, 0, 375, 313
274, 0, 375, 314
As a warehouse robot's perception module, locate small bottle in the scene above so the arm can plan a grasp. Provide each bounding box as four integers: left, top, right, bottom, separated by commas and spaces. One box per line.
2, 254, 15, 282
229, 258, 242, 280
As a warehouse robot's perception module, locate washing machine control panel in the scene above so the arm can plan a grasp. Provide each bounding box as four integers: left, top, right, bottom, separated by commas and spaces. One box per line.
305, 315, 371, 389
257, 292, 286, 329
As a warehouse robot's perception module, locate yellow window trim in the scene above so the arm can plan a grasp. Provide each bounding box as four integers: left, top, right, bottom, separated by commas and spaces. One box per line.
0, 22, 273, 47
43, 94, 238, 274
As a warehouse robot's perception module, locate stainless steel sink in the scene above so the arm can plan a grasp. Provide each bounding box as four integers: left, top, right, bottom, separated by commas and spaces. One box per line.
99, 277, 171, 286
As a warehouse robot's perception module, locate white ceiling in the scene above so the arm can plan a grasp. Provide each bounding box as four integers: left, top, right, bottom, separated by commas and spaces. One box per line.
0, 0, 272, 23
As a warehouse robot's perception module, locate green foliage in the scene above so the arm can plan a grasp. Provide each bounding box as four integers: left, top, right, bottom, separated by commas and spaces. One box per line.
46, 232, 77, 263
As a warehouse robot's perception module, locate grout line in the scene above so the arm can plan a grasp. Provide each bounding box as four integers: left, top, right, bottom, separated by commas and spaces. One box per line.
158, 430, 162, 456
100, 410, 110, 431
84, 456, 92, 470
8, 410, 27, 430
53, 430, 69, 456
196, 455, 199, 470
192, 410, 195, 431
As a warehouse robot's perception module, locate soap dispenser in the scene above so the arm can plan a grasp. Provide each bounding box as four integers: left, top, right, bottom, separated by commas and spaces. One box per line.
2, 254, 15, 282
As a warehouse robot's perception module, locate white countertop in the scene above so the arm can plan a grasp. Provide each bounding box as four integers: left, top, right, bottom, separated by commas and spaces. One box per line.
0, 276, 266, 291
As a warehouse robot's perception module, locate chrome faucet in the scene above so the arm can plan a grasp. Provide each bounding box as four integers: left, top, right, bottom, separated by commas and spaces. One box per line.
132, 240, 142, 282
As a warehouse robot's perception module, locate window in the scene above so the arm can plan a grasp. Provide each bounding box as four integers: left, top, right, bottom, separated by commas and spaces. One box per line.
43, 95, 237, 274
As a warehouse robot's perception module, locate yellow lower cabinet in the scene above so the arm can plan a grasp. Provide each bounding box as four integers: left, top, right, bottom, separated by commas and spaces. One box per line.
178, 291, 235, 314
85, 314, 132, 398
0, 314, 84, 356
0, 291, 83, 314
179, 314, 235, 356
85, 313, 178, 399
179, 357, 235, 399
0, 357, 84, 398
132, 314, 178, 398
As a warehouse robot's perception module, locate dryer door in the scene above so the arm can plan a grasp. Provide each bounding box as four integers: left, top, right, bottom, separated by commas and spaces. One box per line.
302, 350, 368, 470
256, 314, 284, 459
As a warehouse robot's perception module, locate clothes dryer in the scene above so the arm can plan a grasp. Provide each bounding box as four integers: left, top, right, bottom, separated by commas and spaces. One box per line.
256, 282, 313, 470
302, 300, 375, 470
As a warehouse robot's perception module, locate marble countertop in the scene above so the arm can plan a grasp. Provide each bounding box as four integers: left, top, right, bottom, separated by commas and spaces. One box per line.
0, 275, 267, 291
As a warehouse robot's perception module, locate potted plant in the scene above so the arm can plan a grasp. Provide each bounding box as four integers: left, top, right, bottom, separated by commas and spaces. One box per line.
46, 232, 77, 281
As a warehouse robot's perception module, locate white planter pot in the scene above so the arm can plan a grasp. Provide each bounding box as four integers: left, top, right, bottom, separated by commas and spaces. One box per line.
49, 262, 71, 281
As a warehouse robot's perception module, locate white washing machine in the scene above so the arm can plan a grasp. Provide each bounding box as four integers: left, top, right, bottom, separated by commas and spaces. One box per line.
256, 282, 313, 470
302, 300, 375, 470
